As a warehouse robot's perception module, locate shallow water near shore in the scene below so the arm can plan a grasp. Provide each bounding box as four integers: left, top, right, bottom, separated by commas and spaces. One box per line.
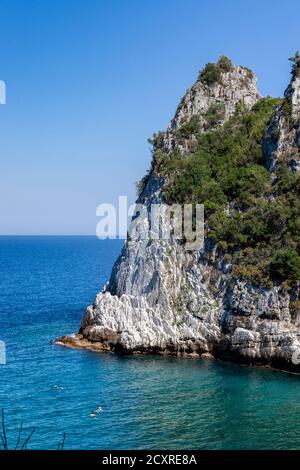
1, 236, 300, 450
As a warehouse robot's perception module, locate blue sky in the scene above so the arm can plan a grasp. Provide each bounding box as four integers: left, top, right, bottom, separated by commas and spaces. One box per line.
0, 0, 298, 235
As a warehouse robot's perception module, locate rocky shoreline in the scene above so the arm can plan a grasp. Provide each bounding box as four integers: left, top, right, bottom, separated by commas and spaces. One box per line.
53, 333, 300, 375
53, 333, 214, 358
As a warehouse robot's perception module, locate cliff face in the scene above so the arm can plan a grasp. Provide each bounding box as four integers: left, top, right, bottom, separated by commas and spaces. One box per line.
263, 73, 300, 173
56, 58, 300, 373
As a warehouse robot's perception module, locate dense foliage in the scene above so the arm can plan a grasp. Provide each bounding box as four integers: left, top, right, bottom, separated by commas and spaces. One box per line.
289, 51, 300, 79
198, 55, 233, 85
151, 96, 300, 287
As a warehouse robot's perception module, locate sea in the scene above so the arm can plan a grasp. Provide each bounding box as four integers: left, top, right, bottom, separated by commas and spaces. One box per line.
0, 236, 300, 450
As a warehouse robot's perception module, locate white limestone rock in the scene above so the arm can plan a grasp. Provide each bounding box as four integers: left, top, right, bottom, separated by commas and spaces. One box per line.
75, 59, 300, 372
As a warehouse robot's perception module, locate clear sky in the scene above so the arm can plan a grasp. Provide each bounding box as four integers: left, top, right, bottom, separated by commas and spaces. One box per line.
0, 0, 298, 235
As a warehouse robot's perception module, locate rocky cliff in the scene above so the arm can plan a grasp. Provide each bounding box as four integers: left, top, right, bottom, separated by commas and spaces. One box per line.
55, 56, 300, 373
263, 65, 300, 173
163, 60, 260, 153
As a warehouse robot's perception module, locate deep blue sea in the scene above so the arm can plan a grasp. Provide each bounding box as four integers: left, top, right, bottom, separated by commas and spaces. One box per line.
1, 236, 300, 450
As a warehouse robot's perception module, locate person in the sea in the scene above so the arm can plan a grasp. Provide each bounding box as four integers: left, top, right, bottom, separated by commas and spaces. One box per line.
89, 406, 103, 417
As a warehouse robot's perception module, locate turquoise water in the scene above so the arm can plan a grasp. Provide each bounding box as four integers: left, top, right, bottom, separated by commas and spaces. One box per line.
1, 236, 300, 450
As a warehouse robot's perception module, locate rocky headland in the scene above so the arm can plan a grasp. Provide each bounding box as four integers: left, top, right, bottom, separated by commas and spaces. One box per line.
55, 55, 300, 373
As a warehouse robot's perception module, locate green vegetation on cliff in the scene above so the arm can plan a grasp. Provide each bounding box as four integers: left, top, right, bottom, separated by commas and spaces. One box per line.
198, 55, 233, 85
289, 50, 300, 79
151, 96, 300, 287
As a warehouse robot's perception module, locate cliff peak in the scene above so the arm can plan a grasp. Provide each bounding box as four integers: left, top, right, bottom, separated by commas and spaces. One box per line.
163, 56, 261, 152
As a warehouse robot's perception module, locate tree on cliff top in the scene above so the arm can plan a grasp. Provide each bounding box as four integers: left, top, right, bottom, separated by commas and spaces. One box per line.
289, 50, 300, 78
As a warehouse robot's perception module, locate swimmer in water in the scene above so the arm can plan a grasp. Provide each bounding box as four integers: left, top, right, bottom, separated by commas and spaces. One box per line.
89, 406, 103, 417
53, 384, 64, 390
